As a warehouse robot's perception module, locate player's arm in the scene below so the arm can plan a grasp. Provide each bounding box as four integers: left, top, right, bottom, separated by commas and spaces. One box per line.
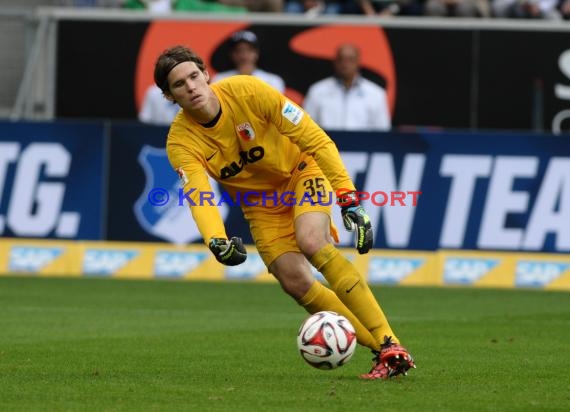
167, 143, 246, 265
255, 80, 373, 253
254, 80, 354, 191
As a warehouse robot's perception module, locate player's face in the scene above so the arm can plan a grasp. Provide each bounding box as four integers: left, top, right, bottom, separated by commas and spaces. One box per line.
166, 61, 214, 112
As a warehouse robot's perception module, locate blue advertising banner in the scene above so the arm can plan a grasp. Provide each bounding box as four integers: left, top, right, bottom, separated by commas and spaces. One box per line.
107, 122, 251, 245
107, 124, 570, 253
329, 131, 570, 253
0, 121, 105, 240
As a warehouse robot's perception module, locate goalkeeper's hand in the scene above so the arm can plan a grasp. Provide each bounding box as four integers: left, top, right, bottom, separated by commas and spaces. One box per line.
338, 191, 373, 254
208, 236, 247, 266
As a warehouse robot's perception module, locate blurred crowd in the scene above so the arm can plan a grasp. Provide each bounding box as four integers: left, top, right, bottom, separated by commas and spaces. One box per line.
55, 0, 570, 20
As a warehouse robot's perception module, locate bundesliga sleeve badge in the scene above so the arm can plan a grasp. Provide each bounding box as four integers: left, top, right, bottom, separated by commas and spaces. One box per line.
282, 100, 304, 125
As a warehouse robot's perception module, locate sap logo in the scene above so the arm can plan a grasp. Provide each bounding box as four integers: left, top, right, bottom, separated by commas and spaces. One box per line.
9, 246, 63, 272
82, 249, 138, 276
443, 258, 499, 285
515, 261, 570, 287
154, 251, 208, 278
225, 254, 266, 279
368, 258, 424, 284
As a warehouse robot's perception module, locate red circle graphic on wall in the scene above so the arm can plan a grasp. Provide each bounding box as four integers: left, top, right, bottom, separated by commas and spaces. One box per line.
135, 21, 396, 115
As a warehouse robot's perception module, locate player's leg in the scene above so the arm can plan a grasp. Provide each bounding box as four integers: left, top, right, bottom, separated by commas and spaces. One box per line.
243, 198, 378, 349
291, 162, 396, 348
293, 210, 416, 379
294, 211, 396, 349
267, 250, 379, 350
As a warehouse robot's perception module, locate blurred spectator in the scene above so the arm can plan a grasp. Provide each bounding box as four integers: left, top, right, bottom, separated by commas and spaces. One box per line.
139, 85, 180, 125
341, 0, 423, 16
122, 0, 249, 11
303, 44, 391, 131
212, 31, 286, 93
122, 0, 173, 11
559, 0, 570, 18
57, 0, 122, 5
425, 0, 490, 16
174, 0, 247, 12
217, 0, 284, 11
284, 0, 343, 15
493, 0, 561, 18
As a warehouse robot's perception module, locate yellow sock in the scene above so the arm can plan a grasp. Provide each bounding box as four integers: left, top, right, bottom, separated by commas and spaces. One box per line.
298, 280, 378, 350
310, 243, 398, 347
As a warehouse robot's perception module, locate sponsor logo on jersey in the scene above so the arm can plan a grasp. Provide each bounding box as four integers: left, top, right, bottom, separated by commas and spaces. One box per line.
515, 261, 570, 287
443, 258, 499, 284
236, 122, 255, 141
282, 100, 304, 125
219, 146, 265, 179
9, 246, 63, 272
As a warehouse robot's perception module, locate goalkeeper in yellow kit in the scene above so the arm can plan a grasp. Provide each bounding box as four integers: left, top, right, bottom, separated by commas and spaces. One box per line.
156, 45, 415, 379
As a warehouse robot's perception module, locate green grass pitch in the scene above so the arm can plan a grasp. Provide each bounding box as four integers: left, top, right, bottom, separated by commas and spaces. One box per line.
1, 276, 569, 411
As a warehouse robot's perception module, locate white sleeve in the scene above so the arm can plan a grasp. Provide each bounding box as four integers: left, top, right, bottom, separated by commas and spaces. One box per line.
370, 87, 391, 131
274, 76, 286, 94
138, 89, 155, 123
302, 85, 320, 123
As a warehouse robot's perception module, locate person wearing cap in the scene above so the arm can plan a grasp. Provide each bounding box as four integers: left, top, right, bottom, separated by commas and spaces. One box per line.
212, 31, 286, 93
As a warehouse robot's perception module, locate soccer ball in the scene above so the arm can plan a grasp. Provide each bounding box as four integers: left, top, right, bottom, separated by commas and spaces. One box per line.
297, 311, 357, 370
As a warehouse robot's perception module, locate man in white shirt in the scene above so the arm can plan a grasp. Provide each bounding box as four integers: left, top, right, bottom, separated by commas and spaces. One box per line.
211, 30, 286, 93
138, 84, 180, 126
303, 44, 391, 131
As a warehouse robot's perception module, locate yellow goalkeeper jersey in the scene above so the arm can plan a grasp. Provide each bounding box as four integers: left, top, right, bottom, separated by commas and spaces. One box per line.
166, 75, 355, 243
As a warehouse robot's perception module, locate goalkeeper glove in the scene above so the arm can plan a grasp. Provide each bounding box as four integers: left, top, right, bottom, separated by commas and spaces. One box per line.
208, 237, 247, 266
338, 191, 373, 254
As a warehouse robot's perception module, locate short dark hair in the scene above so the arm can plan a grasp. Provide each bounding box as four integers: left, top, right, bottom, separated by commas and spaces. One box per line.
154, 45, 207, 93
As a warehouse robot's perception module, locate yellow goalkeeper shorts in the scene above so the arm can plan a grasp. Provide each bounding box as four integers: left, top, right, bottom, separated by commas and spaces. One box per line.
241, 155, 339, 267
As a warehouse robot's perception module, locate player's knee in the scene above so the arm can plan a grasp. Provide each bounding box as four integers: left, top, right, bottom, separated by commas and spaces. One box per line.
277, 270, 312, 299
280, 277, 312, 300
296, 229, 329, 257
271, 261, 313, 299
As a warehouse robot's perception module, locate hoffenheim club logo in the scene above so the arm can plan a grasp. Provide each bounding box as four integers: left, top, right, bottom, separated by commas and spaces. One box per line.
134, 145, 229, 244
